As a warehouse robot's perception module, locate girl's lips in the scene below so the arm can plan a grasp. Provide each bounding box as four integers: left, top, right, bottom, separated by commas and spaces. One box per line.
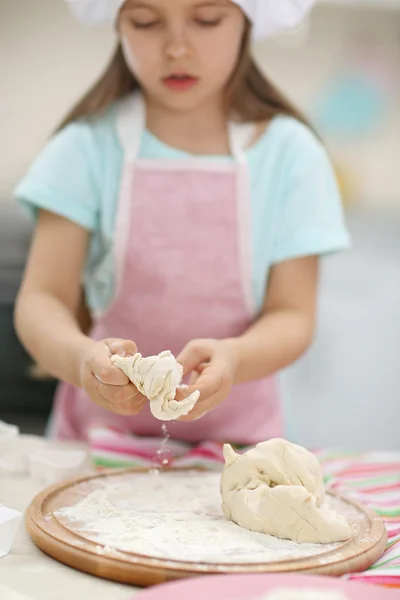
162, 75, 199, 92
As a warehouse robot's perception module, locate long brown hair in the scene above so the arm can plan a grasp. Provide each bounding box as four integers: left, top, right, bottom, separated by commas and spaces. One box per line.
58, 21, 309, 131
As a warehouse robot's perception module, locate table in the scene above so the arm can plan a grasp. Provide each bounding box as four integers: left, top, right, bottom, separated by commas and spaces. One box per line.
0, 472, 136, 600
1, 435, 399, 597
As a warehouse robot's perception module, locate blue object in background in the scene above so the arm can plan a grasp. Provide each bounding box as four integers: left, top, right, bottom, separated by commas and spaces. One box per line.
314, 69, 388, 139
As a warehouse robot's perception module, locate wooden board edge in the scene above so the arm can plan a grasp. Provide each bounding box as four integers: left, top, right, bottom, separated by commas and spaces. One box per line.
25, 510, 388, 586
24, 467, 389, 586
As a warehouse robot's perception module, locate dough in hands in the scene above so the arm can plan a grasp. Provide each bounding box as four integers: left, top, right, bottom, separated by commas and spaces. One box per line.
111, 350, 200, 421
220, 438, 352, 544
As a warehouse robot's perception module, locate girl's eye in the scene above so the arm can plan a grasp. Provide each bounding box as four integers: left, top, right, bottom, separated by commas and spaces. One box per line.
196, 19, 221, 27
132, 20, 159, 29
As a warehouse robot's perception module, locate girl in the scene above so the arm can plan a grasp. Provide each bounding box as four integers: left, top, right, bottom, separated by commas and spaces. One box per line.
14, 0, 349, 444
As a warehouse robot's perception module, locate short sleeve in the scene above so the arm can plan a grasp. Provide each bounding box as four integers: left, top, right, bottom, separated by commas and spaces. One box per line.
14, 120, 100, 231
271, 122, 350, 264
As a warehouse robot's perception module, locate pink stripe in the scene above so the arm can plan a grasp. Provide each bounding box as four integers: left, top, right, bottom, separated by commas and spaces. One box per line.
194, 441, 225, 455
330, 481, 400, 494
356, 482, 400, 494
338, 464, 400, 476
91, 437, 162, 452
319, 456, 361, 467
388, 528, 400, 538
338, 474, 400, 484
335, 496, 400, 508
183, 448, 224, 461
91, 442, 160, 460
92, 435, 161, 449
349, 575, 400, 586
347, 495, 400, 508
383, 559, 400, 567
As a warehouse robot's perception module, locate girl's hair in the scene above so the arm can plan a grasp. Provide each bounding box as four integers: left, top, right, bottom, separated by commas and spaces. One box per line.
57, 20, 309, 131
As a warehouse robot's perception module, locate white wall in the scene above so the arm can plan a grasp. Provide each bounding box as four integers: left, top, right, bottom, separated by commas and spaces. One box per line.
0, 0, 115, 199
1, 1, 399, 205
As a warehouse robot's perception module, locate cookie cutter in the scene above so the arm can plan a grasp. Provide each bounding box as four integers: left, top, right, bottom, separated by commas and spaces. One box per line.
0, 420, 46, 476
27, 446, 92, 485
0, 505, 23, 559
0, 420, 92, 483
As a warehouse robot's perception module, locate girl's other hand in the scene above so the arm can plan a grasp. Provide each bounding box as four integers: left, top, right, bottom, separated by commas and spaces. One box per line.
80, 338, 147, 415
176, 338, 238, 421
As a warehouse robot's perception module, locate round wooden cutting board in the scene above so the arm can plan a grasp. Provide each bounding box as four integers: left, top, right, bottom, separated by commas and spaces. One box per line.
25, 467, 387, 587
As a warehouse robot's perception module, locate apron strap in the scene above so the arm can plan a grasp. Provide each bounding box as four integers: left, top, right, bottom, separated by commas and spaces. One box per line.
116, 93, 145, 161
228, 121, 257, 161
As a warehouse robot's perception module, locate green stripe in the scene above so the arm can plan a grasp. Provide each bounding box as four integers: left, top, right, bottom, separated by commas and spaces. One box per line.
375, 508, 400, 518
323, 475, 334, 485
345, 474, 400, 488
368, 563, 400, 572
369, 555, 400, 570
386, 536, 400, 549
94, 457, 144, 468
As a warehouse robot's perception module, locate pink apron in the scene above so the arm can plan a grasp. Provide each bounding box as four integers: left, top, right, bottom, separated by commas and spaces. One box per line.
51, 94, 283, 444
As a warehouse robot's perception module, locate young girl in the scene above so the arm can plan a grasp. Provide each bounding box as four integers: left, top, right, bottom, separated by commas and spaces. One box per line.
14, 0, 349, 445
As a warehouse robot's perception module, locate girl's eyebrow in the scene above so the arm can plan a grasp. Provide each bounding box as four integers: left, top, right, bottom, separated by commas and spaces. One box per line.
127, 2, 156, 8
194, 1, 232, 6
128, 0, 231, 7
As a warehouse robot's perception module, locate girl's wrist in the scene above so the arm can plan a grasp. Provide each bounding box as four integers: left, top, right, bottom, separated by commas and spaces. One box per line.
71, 335, 98, 388
221, 337, 243, 383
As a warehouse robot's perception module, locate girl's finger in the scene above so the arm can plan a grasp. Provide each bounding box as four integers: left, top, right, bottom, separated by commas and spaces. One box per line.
91, 377, 140, 403
189, 370, 200, 385
89, 348, 130, 386
188, 366, 222, 401
86, 376, 146, 415
174, 383, 203, 403
104, 338, 137, 358
176, 342, 212, 376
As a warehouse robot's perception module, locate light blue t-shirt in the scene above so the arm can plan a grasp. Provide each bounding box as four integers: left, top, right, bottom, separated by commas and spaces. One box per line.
15, 101, 350, 314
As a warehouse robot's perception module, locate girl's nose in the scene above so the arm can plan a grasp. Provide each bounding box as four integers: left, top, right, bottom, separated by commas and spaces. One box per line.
164, 30, 191, 60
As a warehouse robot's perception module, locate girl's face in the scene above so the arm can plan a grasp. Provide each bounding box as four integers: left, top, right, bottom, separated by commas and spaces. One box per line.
118, 0, 245, 112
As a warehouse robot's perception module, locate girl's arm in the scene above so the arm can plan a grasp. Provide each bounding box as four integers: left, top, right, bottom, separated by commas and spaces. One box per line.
228, 255, 318, 384
15, 210, 94, 387
15, 210, 145, 415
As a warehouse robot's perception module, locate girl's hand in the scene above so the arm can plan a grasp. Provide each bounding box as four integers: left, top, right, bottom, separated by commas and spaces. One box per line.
176, 339, 239, 421
80, 338, 147, 415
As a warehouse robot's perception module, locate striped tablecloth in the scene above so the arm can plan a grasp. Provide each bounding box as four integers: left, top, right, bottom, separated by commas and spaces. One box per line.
88, 425, 400, 589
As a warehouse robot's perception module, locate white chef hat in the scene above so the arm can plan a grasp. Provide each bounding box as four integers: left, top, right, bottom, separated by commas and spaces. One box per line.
65, 0, 316, 40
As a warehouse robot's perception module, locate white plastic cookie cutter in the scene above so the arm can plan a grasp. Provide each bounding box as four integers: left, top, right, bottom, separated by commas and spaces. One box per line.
27, 447, 92, 485
0, 505, 23, 559
0, 419, 92, 483
0, 420, 41, 475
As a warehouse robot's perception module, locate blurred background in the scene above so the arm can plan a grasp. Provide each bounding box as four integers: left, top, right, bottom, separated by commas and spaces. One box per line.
0, 0, 399, 450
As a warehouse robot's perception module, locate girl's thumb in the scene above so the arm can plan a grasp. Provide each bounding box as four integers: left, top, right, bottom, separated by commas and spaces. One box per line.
105, 338, 137, 357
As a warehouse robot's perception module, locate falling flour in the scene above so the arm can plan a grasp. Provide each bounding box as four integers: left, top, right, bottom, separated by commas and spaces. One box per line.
56, 471, 359, 564
156, 424, 171, 467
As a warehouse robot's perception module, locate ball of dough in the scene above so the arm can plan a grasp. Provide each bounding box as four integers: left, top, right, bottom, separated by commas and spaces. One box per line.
111, 351, 199, 421
220, 438, 352, 544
